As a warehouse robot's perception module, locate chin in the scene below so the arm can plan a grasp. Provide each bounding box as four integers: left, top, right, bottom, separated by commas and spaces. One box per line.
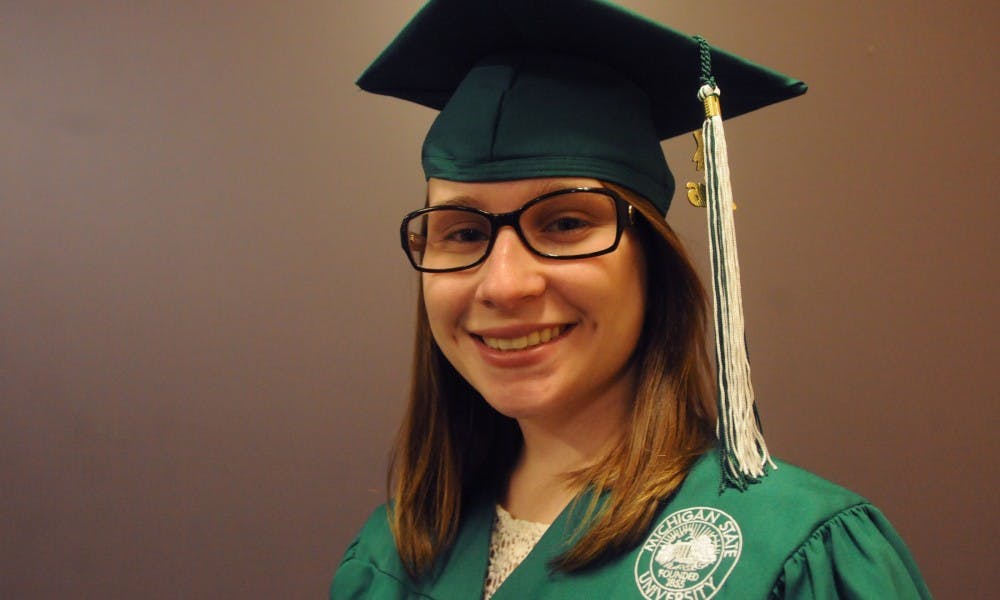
477, 385, 573, 422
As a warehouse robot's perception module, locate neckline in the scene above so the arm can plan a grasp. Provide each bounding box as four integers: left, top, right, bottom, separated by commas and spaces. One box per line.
495, 503, 551, 528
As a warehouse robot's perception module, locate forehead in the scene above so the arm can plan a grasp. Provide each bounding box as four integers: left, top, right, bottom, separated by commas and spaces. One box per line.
426, 177, 604, 210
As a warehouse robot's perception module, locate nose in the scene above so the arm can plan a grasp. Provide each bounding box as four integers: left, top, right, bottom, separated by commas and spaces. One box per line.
474, 226, 546, 310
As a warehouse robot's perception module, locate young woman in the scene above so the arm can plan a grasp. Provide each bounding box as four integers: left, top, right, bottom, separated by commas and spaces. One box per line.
331, 1, 930, 598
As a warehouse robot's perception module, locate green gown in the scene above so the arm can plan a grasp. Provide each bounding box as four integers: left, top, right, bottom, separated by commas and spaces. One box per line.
330, 449, 930, 599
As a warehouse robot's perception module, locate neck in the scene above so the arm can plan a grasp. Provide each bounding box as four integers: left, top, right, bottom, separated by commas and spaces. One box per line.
502, 379, 632, 523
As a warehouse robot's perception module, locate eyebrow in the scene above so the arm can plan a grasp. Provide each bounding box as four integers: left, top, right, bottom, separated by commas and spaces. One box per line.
537, 179, 591, 194
427, 180, 595, 208
428, 195, 481, 208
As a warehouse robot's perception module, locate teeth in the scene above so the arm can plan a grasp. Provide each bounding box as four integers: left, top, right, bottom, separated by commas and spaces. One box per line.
483, 326, 563, 351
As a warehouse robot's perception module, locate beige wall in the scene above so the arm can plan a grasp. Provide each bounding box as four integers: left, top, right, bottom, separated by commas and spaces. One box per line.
2, 1, 997, 597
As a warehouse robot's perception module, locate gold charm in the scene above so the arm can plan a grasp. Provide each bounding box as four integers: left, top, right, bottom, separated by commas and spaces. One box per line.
686, 182, 706, 207
687, 130, 707, 207
691, 130, 705, 172
686, 129, 737, 210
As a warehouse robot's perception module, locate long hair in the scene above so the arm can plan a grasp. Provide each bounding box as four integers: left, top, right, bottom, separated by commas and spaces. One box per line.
387, 185, 716, 578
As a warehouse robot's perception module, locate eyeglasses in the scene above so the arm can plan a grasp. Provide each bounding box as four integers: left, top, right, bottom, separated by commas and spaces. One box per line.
400, 187, 635, 273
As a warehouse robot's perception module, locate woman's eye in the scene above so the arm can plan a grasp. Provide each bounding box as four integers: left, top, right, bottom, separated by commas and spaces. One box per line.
543, 216, 589, 232
445, 228, 490, 242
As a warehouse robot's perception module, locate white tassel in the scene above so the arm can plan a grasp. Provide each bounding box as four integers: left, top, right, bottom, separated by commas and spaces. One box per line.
698, 83, 775, 488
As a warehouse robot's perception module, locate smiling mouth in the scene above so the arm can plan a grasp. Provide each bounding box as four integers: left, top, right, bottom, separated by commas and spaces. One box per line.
478, 325, 570, 352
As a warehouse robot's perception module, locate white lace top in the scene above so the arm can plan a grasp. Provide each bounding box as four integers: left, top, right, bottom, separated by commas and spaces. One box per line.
482, 505, 550, 600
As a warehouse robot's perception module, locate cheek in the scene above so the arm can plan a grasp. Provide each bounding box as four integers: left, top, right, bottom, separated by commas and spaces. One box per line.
605, 229, 645, 284
421, 275, 465, 342
615, 236, 648, 338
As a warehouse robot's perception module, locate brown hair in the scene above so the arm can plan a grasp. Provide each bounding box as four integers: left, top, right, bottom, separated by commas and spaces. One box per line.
387, 185, 716, 578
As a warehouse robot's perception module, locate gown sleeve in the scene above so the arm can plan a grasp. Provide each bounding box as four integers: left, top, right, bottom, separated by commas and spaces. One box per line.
770, 503, 931, 599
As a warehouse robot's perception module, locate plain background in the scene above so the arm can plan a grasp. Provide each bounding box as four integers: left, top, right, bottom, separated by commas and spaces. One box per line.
2, 1, 997, 597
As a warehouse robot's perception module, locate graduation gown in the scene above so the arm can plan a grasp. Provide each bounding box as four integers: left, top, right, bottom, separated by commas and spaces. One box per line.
330, 449, 930, 599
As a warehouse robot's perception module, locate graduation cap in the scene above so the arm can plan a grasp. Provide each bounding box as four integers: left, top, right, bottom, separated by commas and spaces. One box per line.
358, 0, 807, 490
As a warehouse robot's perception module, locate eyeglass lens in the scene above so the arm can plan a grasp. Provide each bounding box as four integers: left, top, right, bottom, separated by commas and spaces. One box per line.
405, 191, 620, 271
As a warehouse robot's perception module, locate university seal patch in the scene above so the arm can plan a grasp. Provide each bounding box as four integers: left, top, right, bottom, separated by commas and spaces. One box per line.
634, 507, 742, 600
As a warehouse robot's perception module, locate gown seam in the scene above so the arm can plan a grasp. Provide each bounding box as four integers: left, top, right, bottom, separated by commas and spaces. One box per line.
346, 555, 438, 600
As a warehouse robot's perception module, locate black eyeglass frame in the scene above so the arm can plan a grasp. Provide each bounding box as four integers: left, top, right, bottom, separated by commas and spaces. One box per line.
399, 187, 636, 273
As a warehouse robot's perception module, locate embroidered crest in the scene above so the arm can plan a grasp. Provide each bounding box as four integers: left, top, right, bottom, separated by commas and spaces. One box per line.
634, 507, 742, 599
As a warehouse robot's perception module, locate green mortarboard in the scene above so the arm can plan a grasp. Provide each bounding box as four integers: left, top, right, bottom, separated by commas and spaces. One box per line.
359, 0, 807, 490
357, 0, 806, 213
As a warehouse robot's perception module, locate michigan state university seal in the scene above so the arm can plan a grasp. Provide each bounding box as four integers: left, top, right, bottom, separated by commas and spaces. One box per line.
634, 507, 742, 599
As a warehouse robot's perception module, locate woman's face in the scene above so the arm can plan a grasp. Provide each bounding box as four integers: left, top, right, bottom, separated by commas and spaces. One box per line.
422, 177, 647, 423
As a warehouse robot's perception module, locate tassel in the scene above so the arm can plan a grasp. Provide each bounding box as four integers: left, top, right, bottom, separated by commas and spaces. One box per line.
694, 36, 774, 490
